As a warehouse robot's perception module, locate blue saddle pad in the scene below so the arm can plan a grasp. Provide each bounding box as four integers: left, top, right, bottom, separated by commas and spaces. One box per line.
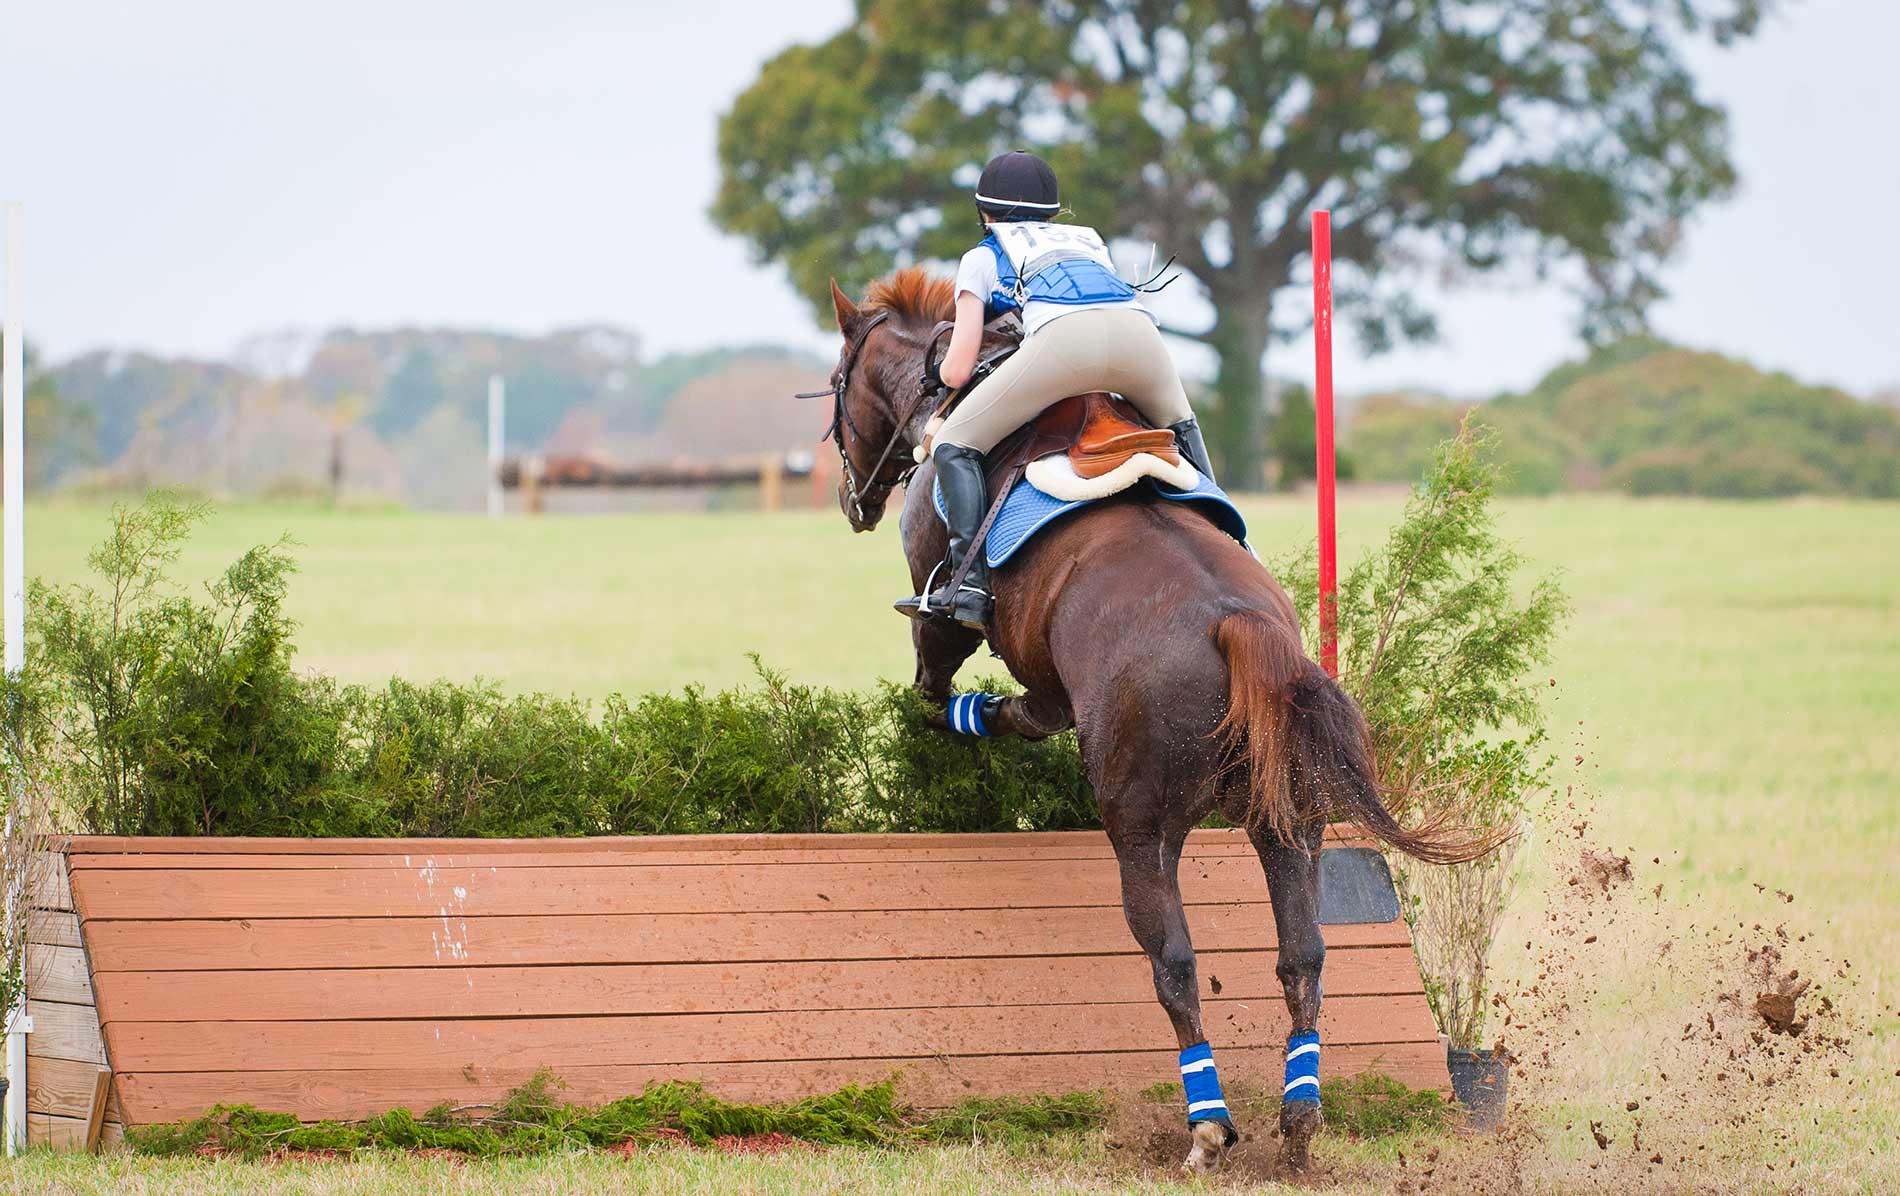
934, 471, 1248, 568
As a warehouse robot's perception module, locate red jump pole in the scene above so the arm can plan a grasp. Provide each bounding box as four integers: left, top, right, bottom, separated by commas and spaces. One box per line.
1311, 210, 1338, 677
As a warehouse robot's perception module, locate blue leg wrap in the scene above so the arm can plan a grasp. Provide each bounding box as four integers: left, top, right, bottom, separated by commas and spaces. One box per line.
1178, 1041, 1234, 1129
946, 692, 1000, 737
1283, 1031, 1321, 1108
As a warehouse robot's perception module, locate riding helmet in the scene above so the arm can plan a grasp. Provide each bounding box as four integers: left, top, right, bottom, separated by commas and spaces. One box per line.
974, 150, 1059, 221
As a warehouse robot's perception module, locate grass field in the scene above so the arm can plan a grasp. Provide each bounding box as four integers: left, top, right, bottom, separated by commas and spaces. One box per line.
13, 490, 1900, 1193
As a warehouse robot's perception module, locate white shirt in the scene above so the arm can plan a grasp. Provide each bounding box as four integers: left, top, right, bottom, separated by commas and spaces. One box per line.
954, 230, 1155, 337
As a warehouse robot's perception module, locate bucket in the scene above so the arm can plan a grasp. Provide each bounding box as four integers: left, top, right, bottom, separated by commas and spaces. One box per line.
1446, 1047, 1510, 1130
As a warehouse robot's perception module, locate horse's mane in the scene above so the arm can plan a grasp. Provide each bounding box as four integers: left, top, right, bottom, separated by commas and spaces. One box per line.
863, 267, 956, 326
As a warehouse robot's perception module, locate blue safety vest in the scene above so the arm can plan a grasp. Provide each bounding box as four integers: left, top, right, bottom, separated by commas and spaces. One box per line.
979, 222, 1136, 322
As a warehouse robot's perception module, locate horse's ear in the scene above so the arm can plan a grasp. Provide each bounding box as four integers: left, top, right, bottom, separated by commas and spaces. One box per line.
830, 278, 864, 338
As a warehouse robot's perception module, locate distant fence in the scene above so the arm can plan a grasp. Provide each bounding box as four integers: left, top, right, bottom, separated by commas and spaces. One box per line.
499, 452, 820, 513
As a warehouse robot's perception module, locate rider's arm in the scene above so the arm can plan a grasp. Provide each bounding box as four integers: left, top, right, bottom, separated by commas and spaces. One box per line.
938, 292, 987, 390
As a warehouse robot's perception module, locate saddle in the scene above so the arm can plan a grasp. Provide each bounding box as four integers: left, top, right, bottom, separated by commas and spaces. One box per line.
984, 393, 1195, 499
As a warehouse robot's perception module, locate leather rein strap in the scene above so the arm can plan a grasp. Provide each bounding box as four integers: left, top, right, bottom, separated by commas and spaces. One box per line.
794, 310, 1018, 531
795, 311, 922, 522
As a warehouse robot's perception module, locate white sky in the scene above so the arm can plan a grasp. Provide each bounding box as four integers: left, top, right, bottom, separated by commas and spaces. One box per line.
2, 0, 1895, 397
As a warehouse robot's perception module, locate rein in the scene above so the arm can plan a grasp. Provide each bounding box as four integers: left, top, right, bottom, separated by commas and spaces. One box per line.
795, 311, 944, 523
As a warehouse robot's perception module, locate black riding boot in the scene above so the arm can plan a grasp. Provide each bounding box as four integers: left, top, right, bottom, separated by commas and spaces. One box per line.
1169, 416, 1217, 486
895, 443, 993, 630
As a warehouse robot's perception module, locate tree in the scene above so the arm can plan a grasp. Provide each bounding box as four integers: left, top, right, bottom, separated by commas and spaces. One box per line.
1269, 379, 1318, 488
713, 0, 1768, 489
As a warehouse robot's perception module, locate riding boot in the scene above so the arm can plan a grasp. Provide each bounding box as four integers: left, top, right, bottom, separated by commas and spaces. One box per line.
894, 443, 994, 630
1168, 416, 1217, 486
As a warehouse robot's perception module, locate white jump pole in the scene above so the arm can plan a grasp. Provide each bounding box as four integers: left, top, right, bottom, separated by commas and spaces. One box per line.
3, 201, 27, 1158
487, 374, 505, 519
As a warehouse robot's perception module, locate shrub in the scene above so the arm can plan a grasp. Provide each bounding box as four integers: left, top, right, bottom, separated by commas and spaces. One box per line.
25, 472, 1560, 879
598, 663, 874, 835
1318, 1072, 1451, 1137
856, 683, 1095, 833
19, 497, 1099, 838
29, 494, 353, 836
1273, 422, 1567, 1048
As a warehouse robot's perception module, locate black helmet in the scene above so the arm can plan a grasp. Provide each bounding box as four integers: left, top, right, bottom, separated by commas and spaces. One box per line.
974, 150, 1059, 221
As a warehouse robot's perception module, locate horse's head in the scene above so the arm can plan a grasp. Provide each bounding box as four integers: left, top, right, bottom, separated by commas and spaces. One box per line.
807, 271, 954, 532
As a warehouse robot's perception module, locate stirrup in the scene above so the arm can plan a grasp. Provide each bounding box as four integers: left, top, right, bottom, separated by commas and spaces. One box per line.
893, 562, 946, 621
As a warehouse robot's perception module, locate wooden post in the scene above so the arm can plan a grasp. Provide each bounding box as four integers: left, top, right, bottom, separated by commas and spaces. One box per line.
523, 455, 544, 515
1312, 210, 1338, 678
3, 200, 28, 1159
758, 454, 783, 513
83, 1068, 110, 1152
486, 375, 505, 519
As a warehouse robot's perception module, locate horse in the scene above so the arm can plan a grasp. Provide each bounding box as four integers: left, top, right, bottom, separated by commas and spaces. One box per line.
812, 267, 1472, 1173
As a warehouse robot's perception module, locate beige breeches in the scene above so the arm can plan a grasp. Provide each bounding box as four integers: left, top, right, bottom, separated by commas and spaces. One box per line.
934, 307, 1193, 453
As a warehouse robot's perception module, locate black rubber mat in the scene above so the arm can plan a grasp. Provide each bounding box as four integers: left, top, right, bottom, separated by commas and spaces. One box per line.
1318, 846, 1401, 924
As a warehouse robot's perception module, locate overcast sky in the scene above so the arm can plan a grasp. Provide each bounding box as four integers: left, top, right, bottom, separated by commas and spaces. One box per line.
2, 0, 1895, 397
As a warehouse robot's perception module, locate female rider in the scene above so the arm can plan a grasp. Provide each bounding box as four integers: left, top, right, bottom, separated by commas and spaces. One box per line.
898, 150, 1215, 630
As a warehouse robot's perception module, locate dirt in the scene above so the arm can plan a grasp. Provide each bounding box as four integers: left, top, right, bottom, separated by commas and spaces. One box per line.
1090, 768, 1879, 1194
1103, 1083, 1301, 1186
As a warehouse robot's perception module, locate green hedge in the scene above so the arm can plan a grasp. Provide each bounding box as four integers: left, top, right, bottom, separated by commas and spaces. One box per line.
5, 495, 1093, 838
9, 448, 1556, 844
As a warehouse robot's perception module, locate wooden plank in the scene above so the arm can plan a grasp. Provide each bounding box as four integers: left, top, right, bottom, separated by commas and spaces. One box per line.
28, 909, 82, 948
29, 852, 72, 911
27, 1113, 122, 1150
92, 947, 1423, 1024
67, 842, 1264, 870
27, 1055, 114, 1119
70, 856, 1276, 919
68, 831, 1125, 856
80, 906, 1410, 972
26, 1000, 107, 1066
27, 944, 92, 1005
85, 1068, 113, 1152
66, 827, 1378, 857
103, 994, 1437, 1074
114, 1041, 1450, 1124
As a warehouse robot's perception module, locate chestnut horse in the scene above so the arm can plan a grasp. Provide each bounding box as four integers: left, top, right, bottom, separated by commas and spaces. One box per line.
815, 269, 1465, 1172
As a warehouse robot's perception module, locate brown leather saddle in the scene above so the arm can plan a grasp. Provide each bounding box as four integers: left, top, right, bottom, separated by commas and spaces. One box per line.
979, 392, 1181, 494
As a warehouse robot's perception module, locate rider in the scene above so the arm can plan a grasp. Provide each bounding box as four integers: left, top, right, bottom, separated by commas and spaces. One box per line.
898, 150, 1217, 630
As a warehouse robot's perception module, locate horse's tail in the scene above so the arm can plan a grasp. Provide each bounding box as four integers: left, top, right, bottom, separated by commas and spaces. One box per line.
1214, 610, 1489, 864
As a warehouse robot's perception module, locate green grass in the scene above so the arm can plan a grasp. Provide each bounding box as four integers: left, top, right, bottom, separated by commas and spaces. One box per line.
17, 490, 1900, 1192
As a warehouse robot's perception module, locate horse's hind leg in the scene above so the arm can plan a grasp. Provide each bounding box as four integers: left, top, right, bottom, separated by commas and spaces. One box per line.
1109, 822, 1235, 1172
1248, 819, 1328, 1172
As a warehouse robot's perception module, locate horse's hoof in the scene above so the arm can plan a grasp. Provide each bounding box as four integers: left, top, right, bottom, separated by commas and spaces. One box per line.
1181, 1120, 1230, 1173
1278, 1102, 1324, 1173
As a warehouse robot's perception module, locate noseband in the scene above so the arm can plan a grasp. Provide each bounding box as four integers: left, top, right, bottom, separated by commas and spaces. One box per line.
795, 310, 942, 523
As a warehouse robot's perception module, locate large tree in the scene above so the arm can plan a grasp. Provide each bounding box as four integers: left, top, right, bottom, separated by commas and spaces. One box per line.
714, 0, 1767, 489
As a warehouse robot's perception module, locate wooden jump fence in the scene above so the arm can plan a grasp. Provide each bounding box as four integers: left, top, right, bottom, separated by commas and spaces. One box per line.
23, 829, 1447, 1148
498, 453, 819, 514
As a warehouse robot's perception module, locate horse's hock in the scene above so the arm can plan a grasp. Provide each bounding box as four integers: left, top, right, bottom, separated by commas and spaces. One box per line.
23, 829, 1448, 1145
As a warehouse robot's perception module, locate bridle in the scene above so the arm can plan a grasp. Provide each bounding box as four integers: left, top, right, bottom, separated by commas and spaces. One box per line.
795, 310, 944, 523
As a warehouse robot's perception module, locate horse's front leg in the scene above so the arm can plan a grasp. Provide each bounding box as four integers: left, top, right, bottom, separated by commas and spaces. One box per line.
913, 618, 1072, 740
911, 615, 982, 706
1109, 821, 1235, 1173
1249, 820, 1328, 1173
